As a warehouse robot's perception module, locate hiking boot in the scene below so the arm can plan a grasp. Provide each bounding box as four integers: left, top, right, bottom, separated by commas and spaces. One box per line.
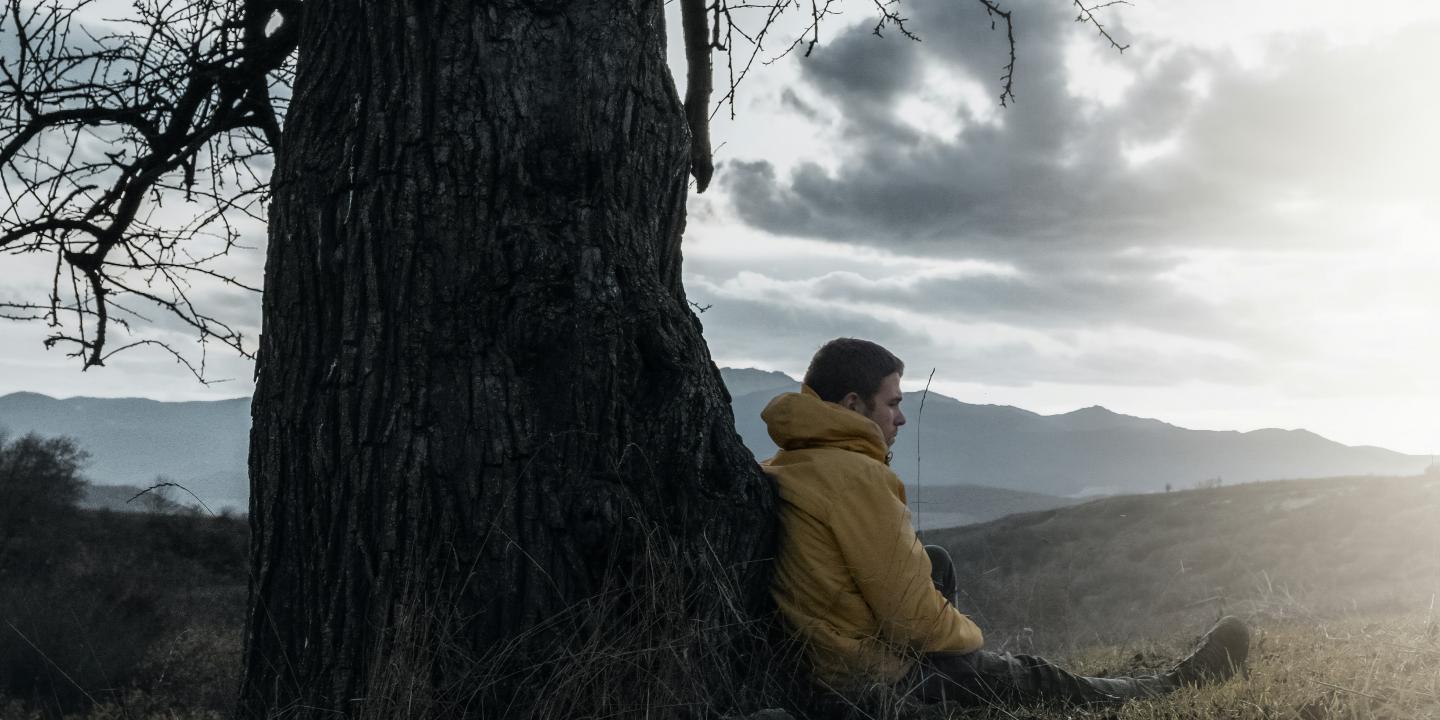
1167, 616, 1249, 687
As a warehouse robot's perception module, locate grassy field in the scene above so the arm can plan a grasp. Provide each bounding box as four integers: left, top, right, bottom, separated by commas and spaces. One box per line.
926, 473, 1440, 651
5, 472, 1439, 718
910, 472, 1440, 720
7, 612, 1439, 719
881, 611, 1440, 720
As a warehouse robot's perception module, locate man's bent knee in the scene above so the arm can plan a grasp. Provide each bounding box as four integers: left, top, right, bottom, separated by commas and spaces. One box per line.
924, 544, 957, 603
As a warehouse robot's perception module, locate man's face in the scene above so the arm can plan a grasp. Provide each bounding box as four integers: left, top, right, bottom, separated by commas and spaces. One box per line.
845, 372, 906, 446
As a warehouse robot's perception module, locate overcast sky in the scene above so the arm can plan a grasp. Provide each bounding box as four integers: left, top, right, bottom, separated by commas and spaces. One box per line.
2, 0, 1438, 455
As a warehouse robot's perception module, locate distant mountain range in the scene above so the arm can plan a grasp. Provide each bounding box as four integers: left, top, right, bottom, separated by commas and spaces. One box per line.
1, 370, 1431, 518
720, 368, 1433, 497
0, 392, 250, 511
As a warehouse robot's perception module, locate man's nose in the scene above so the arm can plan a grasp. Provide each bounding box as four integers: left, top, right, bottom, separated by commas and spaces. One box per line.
896, 410, 907, 426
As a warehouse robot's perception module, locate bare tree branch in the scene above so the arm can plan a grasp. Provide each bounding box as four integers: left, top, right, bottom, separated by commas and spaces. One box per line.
1073, 0, 1130, 53
869, 0, 919, 41
709, 0, 1127, 121
976, 0, 1017, 106
0, 0, 296, 373
705, 0, 1008, 120
681, 0, 714, 192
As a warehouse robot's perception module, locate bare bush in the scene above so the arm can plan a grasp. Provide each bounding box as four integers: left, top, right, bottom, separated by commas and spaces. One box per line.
0, 431, 87, 559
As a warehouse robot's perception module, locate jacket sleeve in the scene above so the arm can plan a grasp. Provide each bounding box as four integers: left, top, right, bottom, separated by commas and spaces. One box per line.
828, 466, 985, 655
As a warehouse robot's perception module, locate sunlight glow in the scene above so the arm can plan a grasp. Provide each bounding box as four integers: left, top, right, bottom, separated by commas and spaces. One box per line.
1122, 133, 1183, 167
1063, 36, 1137, 108
895, 67, 969, 142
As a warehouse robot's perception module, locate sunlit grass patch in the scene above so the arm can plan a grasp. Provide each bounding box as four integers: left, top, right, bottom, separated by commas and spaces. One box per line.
1002, 614, 1440, 720
845, 613, 1437, 720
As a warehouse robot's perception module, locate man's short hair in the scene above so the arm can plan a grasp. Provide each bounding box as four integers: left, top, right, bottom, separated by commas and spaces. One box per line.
803, 338, 905, 404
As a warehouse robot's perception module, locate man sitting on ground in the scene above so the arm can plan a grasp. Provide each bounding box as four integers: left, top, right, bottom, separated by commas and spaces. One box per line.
760, 337, 1249, 706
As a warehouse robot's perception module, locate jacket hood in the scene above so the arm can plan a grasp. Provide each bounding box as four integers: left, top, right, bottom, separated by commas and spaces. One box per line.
762, 385, 889, 464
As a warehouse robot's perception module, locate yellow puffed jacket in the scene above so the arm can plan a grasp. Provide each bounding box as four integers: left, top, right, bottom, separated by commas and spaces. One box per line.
762, 385, 985, 688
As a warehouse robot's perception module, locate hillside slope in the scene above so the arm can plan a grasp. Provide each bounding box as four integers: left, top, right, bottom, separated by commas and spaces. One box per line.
907, 483, 1078, 530
924, 471, 1440, 653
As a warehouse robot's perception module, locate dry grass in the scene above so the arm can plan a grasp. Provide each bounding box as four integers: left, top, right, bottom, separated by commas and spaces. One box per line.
10, 474, 1440, 718
15, 612, 1440, 719
927, 474, 1440, 653
349, 521, 795, 720
1078, 611, 1440, 720
809, 611, 1440, 720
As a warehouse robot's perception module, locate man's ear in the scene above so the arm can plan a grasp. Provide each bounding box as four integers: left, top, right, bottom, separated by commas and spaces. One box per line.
840, 391, 863, 412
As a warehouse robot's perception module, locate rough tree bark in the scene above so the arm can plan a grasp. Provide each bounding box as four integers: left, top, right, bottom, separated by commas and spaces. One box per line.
242, 1, 774, 716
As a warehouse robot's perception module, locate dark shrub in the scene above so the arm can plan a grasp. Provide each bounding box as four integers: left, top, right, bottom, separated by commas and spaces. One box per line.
0, 568, 167, 713
0, 432, 87, 566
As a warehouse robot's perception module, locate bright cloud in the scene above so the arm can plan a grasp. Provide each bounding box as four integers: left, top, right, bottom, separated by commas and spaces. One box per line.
690, 0, 1440, 454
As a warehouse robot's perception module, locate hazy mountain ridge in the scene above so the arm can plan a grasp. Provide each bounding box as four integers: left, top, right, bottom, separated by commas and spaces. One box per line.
717, 367, 796, 398
0, 392, 250, 511
721, 367, 1432, 497
1, 369, 1430, 519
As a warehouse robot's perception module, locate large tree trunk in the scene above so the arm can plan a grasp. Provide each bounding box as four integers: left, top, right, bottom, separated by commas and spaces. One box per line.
240, 1, 775, 717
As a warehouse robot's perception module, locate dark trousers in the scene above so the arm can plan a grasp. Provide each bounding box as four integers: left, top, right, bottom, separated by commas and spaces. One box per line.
911, 545, 1175, 706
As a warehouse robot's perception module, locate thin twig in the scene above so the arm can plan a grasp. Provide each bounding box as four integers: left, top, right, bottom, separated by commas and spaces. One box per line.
976, 0, 1016, 106
1072, 0, 1131, 53
914, 367, 935, 528
129, 479, 216, 516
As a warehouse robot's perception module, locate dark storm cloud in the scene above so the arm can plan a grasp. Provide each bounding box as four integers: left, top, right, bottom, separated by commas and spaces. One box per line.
722, 0, 1105, 249
721, 0, 1438, 259
800, 24, 923, 106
